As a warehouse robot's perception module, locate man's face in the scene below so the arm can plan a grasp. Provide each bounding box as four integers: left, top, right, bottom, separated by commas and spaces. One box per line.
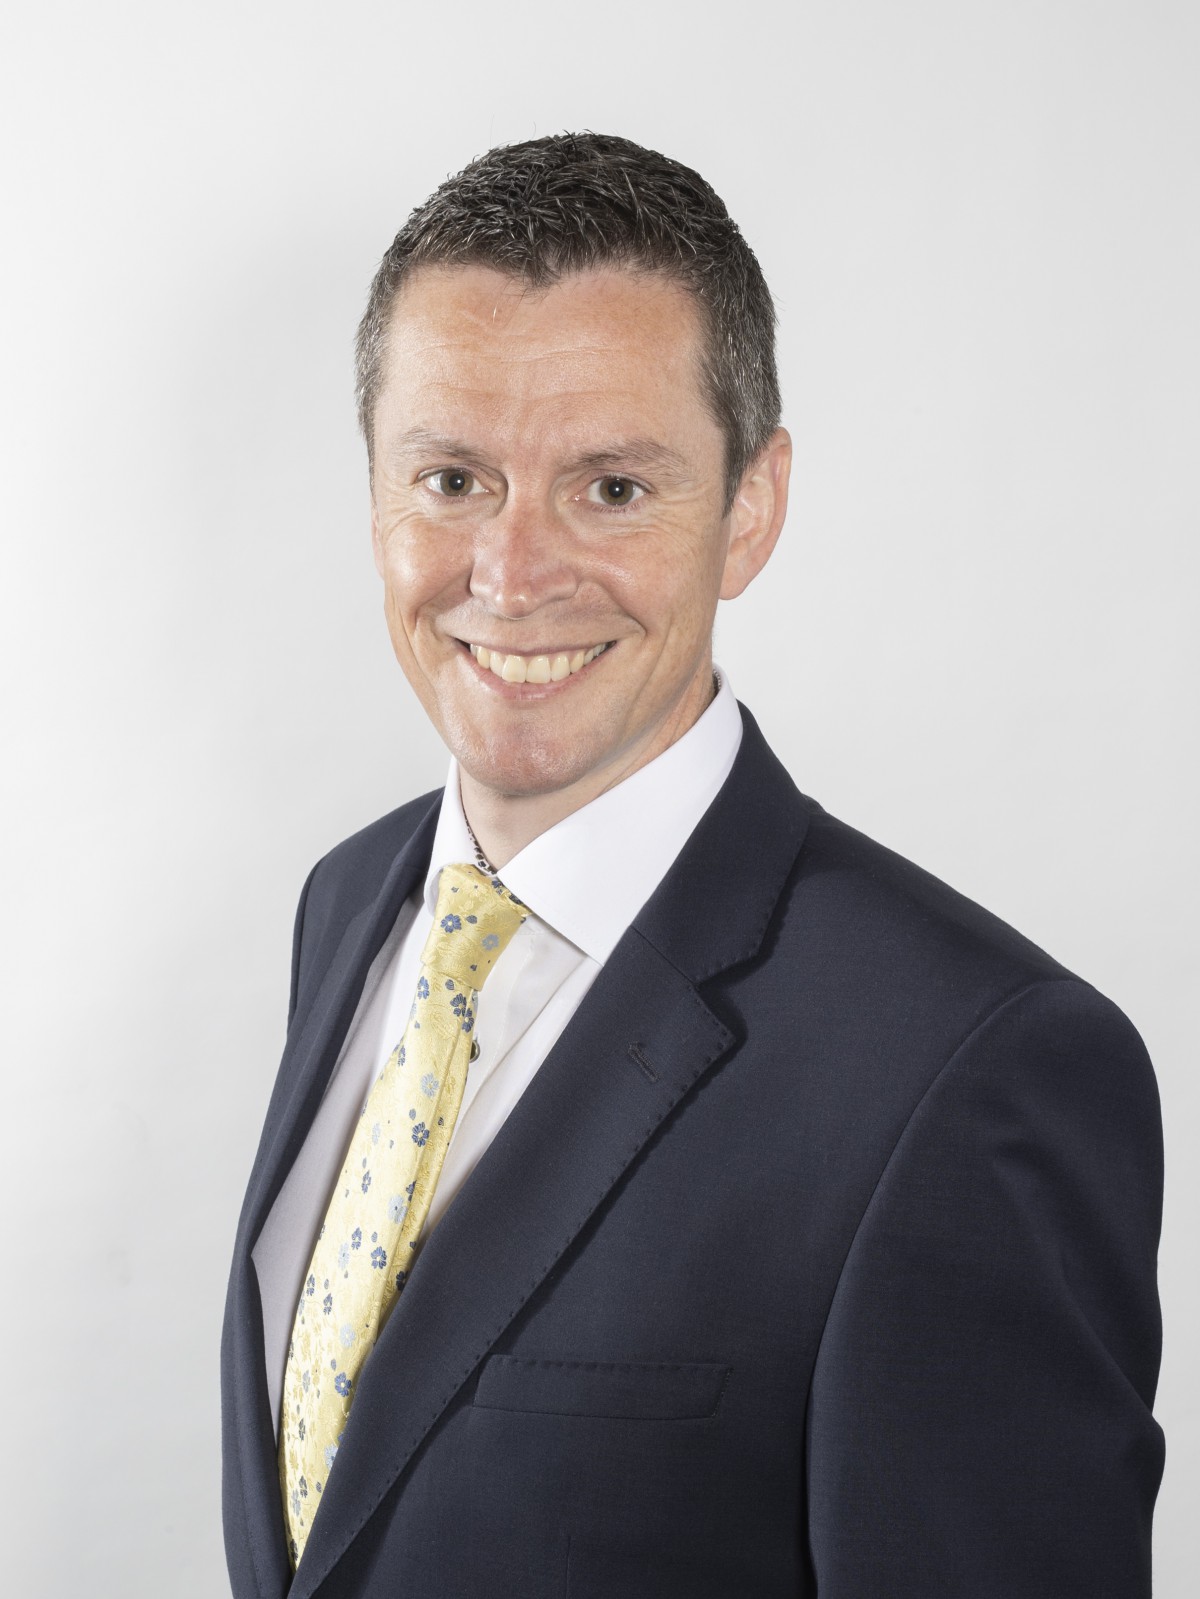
370, 263, 779, 804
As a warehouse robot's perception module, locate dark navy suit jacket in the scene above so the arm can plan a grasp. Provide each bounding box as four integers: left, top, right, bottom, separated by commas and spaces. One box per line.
221, 707, 1164, 1597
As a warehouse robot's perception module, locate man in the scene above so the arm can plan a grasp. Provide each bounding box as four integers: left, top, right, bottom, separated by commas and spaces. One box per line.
221, 133, 1164, 1598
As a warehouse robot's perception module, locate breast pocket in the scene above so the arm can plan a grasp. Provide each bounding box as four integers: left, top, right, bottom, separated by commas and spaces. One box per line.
472, 1355, 731, 1421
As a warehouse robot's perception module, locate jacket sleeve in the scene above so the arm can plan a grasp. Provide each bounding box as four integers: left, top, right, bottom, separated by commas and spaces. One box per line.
806, 977, 1164, 1597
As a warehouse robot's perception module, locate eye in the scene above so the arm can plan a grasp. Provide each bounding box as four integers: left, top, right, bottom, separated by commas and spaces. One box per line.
423, 468, 485, 498
584, 475, 645, 508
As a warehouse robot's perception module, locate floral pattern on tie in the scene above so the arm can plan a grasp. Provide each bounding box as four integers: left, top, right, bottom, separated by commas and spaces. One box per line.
277, 864, 527, 1569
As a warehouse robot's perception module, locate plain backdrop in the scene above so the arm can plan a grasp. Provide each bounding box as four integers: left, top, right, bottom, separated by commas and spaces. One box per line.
1, 2, 1195, 1594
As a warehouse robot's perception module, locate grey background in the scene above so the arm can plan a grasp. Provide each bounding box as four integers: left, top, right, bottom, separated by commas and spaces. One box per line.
1, 2, 1195, 1593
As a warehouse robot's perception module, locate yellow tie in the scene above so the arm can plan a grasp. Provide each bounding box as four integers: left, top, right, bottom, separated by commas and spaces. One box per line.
278, 863, 527, 1569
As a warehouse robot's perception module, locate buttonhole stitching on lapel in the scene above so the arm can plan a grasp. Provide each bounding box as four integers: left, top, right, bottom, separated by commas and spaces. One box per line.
627, 1043, 658, 1083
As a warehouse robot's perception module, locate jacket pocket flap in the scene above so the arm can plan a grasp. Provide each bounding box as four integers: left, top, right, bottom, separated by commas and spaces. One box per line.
472, 1355, 730, 1420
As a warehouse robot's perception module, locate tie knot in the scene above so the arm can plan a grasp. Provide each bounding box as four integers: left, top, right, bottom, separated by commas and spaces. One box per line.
422, 862, 528, 987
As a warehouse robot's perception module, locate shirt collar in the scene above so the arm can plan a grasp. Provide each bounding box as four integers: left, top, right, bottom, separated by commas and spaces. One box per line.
423, 667, 743, 963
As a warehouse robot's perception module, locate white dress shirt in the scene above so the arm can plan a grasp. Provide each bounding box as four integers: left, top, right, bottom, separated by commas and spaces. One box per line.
253, 668, 743, 1435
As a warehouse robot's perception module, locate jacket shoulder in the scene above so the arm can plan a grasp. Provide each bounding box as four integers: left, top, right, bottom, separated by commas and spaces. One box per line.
793, 801, 1075, 995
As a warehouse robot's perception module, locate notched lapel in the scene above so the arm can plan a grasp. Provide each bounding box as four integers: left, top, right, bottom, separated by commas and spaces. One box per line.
290, 930, 736, 1599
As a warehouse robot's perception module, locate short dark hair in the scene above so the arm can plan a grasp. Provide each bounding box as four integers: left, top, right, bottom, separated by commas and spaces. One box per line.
355, 132, 780, 510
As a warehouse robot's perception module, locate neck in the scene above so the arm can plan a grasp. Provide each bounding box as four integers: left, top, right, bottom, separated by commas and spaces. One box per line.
460, 669, 719, 870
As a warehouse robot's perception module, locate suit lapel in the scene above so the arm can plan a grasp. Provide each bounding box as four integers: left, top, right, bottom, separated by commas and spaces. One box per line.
226, 799, 440, 1598
241, 801, 441, 1255
290, 708, 813, 1599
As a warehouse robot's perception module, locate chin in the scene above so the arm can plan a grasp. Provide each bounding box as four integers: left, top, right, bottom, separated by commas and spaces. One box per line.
456, 724, 614, 801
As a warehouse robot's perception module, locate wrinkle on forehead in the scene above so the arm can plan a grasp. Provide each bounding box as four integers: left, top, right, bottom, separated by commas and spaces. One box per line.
387, 264, 696, 351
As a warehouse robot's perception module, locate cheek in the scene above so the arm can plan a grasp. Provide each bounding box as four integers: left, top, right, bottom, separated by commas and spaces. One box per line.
380, 524, 470, 614
605, 531, 725, 639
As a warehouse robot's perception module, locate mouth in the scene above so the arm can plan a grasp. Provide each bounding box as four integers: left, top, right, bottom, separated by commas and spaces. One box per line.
463, 640, 613, 685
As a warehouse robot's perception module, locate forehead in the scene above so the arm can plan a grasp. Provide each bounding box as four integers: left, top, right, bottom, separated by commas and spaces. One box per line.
373, 264, 716, 452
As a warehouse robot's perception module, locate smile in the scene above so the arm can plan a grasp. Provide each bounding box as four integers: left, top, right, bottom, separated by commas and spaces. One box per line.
465, 641, 611, 685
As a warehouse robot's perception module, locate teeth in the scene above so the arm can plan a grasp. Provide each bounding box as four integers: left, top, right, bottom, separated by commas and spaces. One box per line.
469, 642, 608, 683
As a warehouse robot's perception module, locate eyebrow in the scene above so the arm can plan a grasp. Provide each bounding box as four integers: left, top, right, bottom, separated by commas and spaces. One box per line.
563, 438, 692, 479
386, 428, 483, 463
386, 428, 693, 480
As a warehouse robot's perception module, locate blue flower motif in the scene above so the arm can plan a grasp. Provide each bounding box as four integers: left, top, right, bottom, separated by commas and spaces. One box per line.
351, 1227, 362, 1251
339, 1324, 356, 1349
416, 977, 430, 999
371, 1121, 381, 1144
324, 1444, 338, 1469
337, 1243, 350, 1271
334, 1371, 352, 1397
298, 1419, 306, 1441
412, 1122, 430, 1147
450, 993, 467, 1015
361, 1170, 372, 1194
387, 1194, 408, 1223
301, 1369, 310, 1392
398, 1044, 406, 1066
394, 1269, 408, 1292
444, 978, 455, 990
405, 1180, 415, 1199
322, 1292, 333, 1315
420, 1072, 439, 1096
299, 1476, 308, 1499
371, 1246, 387, 1270
305, 1274, 316, 1297
461, 1011, 475, 1034
481, 932, 499, 951
440, 913, 462, 933
291, 1489, 301, 1516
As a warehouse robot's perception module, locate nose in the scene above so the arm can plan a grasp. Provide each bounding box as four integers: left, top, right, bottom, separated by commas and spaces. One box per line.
469, 496, 580, 618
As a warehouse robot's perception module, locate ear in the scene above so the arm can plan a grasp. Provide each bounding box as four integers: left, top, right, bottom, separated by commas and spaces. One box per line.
720, 427, 792, 600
